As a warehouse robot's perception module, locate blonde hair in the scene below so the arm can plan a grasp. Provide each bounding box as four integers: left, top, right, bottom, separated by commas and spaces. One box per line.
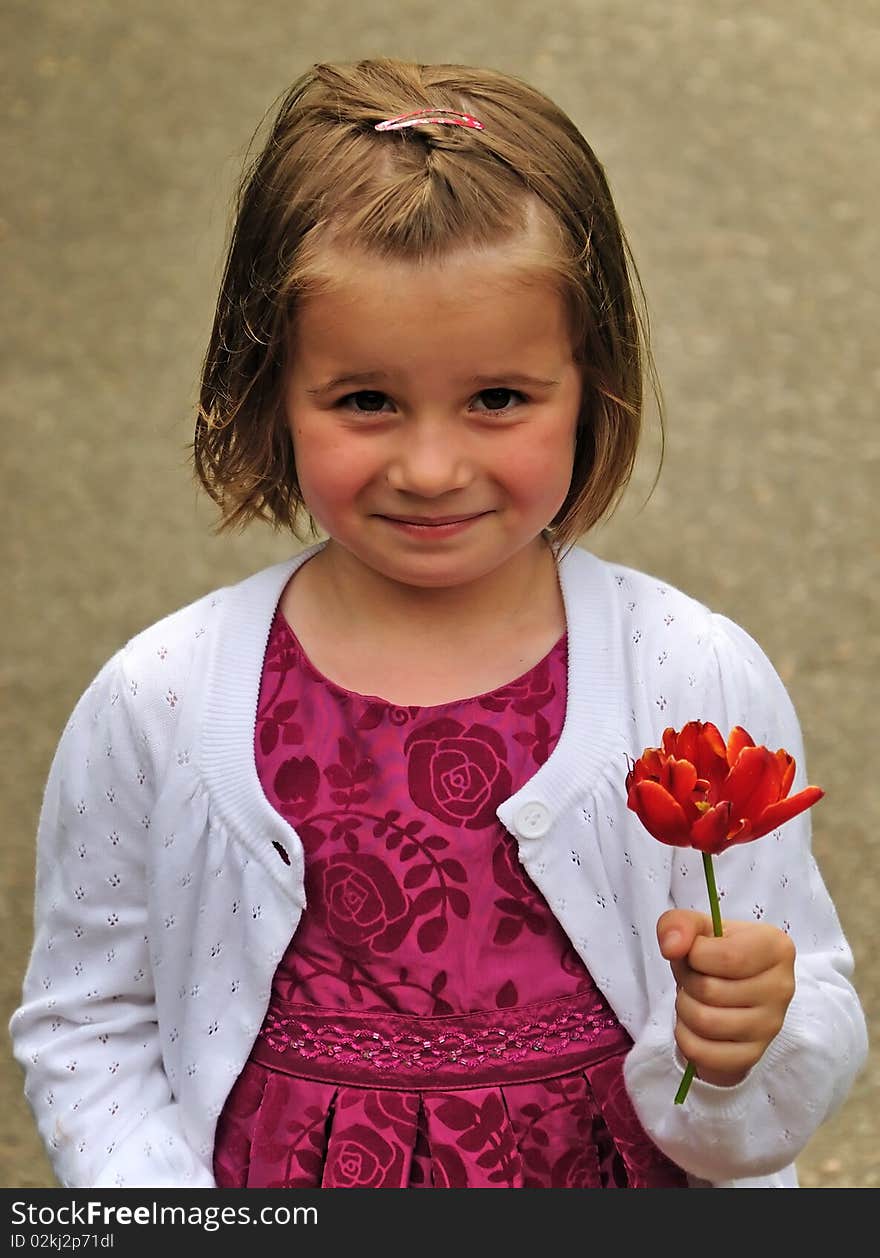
190, 57, 663, 555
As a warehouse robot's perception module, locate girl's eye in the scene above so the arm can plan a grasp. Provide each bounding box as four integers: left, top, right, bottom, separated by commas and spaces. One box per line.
474, 388, 524, 413
341, 390, 390, 413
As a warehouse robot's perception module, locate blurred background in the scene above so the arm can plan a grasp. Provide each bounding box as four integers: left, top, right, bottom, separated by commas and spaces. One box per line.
2, 0, 877, 1187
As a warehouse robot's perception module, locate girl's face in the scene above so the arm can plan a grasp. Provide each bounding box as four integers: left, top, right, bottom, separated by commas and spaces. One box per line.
283, 243, 582, 596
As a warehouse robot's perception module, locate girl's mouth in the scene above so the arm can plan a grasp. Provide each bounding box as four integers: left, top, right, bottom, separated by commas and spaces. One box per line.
380, 513, 487, 536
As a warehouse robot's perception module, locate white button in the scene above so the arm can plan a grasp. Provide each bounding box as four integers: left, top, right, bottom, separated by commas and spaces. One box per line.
516, 802, 551, 838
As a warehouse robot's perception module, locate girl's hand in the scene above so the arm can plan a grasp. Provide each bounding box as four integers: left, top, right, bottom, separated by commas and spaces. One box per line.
656, 909, 797, 1087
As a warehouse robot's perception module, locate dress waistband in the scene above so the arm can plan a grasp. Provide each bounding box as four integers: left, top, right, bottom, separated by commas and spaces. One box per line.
251, 990, 631, 1091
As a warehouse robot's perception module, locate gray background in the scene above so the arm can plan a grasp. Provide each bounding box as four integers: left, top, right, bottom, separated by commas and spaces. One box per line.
2, 0, 876, 1187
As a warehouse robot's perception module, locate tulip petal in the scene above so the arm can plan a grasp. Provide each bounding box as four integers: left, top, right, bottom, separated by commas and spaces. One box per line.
777, 750, 796, 798
726, 725, 755, 766
690, 802, 734, 854
722, 817, 760, 849
643, 747, 667, 780
749, 785, 825, 840
667, 721, 722, 771
627, 780, 692, 846
722, 745, 785, 823
668, 757, 699, 809
693, 723, 729, 796
699, 721, 728, 759
628, 747, 665, 787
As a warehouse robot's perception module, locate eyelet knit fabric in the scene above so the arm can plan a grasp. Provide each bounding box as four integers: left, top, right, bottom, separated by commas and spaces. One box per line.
212, 607, 687, 1187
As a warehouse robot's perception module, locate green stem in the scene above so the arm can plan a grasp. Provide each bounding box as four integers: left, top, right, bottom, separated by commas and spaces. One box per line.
702, 851, 724, 938
674, 1060, 697, 1105
674, 852, 724, 1105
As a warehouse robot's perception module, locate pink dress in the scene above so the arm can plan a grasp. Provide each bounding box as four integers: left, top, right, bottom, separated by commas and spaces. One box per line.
212, 602, 688, 1189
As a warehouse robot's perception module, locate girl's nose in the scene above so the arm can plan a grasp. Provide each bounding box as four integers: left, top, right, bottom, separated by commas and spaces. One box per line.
384, 418, 474, 495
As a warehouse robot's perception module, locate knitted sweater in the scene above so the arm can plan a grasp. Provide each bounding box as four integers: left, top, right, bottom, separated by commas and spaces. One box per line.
9, 541, 867, 1188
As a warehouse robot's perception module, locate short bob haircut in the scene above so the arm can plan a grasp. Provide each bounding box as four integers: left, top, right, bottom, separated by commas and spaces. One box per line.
191, 57, 662, 557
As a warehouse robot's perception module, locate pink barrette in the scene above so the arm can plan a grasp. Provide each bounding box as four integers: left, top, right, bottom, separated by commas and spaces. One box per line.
374, 108, 484, 132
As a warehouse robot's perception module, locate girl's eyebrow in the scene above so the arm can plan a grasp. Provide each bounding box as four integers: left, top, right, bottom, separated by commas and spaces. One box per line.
306, 371, 561, 396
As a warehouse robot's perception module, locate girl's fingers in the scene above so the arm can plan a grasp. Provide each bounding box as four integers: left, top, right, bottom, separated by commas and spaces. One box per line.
673, 1026, 764, 1096
674, 988, 766, 1042
675, 966, 787, 1010
673, 1019, 765, 1080
686, 922, 796, 981
678, 991, 759, 1041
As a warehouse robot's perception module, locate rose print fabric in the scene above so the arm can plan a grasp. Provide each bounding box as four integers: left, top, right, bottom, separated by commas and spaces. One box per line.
213, 595, 688, 1188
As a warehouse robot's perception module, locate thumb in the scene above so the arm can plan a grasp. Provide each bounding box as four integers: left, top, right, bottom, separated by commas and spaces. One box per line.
657, 908, 715, 960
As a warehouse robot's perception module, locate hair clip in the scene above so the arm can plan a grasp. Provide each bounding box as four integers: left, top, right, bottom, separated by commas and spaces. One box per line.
374, 108, 485, 132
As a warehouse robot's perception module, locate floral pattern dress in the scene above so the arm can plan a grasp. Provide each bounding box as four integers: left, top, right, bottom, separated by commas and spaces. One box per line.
212, 602, 688, 1189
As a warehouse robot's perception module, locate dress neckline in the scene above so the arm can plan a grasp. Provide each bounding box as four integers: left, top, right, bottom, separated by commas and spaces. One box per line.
273, 604, 567, 713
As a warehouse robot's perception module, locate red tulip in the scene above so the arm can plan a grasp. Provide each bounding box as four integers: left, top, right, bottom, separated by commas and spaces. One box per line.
626, 720, 824, 855
625, 720, 823, 1105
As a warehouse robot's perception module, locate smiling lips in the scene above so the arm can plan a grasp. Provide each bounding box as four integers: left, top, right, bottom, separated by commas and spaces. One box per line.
386, 514, 483, 525
379, 513, 488, 536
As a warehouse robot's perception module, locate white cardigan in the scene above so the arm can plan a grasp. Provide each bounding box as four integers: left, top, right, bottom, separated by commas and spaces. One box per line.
9, 541, 867, 1189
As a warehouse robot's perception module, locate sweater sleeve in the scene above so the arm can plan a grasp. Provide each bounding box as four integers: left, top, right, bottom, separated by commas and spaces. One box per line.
623, 612, 868, 1183
8, 652, 214, 1188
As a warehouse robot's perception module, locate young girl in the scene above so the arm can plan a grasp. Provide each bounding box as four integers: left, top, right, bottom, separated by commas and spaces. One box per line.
10, 57, 866, 1190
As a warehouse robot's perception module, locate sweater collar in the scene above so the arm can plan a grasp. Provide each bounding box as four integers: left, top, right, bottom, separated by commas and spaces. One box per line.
201, 540, 624, 876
